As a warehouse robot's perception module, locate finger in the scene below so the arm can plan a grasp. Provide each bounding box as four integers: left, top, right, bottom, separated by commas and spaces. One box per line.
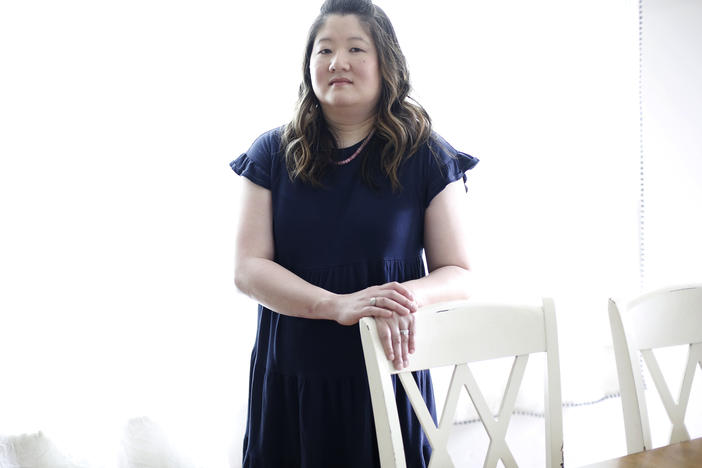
384, 290, 418, 314
368, 305, 393, 319
379, 281, 416, 303
408, 314, 416, 354
400, 326, 410, 367
371, 296, 410, 316
377, 321, 395, 362
392, 329, 403, 370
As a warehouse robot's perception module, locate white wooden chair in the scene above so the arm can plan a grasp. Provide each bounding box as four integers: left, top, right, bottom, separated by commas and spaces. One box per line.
359, 299, 564, 468
609, 284, 702, 454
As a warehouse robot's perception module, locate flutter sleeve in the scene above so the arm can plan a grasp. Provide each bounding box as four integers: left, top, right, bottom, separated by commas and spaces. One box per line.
424, 134, 479, 207
230, 129, 281, 190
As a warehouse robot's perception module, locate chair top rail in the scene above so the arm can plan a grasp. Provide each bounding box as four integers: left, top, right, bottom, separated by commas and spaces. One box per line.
361, 300, 548, 374
618, 285, 702, 350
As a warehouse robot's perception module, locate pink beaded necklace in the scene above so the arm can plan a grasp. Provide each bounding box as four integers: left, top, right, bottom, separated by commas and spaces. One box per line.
333, 130, 374, 166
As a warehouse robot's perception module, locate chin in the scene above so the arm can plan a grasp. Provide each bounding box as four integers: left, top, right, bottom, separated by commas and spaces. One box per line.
322, 98, 373, 112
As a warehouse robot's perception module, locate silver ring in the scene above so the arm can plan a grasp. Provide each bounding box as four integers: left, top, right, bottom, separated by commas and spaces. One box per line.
399, 329, 410, 336
369, 297, 376, 306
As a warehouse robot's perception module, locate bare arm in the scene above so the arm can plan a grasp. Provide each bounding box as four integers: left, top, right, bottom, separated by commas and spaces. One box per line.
404, 179, 473, 306
234, 178, 417, 324
374, 179, 473, 370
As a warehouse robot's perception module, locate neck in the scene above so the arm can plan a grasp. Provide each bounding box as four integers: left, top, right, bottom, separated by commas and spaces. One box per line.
324, 113, 376, 148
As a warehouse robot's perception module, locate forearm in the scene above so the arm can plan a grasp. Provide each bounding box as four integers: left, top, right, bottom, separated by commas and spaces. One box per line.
235, 257, 335, 319
233, 179, 411, 326
402, 265, 472, 308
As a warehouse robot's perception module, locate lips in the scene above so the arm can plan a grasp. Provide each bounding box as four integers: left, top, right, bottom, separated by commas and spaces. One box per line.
329, 77, 352, 85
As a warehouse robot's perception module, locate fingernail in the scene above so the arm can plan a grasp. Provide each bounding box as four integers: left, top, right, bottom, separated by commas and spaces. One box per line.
404, 360, 409, 367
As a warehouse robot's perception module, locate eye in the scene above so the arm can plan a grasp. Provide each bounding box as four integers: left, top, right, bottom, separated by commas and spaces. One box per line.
350, 47, 364, 53
318, 48, 332, 55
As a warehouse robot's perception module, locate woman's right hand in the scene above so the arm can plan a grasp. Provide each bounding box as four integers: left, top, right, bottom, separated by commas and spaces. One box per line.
325, 281, 418, 326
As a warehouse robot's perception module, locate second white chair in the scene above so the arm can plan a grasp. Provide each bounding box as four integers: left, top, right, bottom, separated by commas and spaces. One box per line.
609, 284, 702, 454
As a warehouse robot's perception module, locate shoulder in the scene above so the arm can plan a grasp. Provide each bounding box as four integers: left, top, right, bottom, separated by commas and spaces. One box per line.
424, 132, 479, 170
405, 132, 478, 174
412, 132, 479, 206
239, 125, 286, 166
247, 125, 286, 156
230, 125, 286, 189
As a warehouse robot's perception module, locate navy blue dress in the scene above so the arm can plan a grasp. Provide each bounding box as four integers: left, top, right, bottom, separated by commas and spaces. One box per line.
231, 127, 478, 468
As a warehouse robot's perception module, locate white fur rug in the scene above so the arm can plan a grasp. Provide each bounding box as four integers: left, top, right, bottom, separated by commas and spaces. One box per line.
0, 417, 192, 468
0, 432, 77, 468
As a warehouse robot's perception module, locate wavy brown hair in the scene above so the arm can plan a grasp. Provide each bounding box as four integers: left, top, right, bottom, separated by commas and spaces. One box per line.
281, 0, 433, 190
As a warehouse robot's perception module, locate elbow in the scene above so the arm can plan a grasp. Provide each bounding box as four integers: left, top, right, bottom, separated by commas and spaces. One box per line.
234, 270, 245, 295
234, 250, 273, 298
453, 265, 473, 300
234, 258, 251, 296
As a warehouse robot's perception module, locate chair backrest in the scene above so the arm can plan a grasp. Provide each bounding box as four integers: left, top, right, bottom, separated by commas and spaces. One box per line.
359, 299, 563, 468
609, 284, 702, 454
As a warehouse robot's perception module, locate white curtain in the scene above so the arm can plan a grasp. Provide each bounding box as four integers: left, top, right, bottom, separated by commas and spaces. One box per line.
628, 0, 702, 456
1, 1, 698, 467
640, 0, 702, 289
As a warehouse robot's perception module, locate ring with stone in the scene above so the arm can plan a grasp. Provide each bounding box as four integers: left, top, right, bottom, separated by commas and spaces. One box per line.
399, 329, 410, 336
369, 297, 376, 306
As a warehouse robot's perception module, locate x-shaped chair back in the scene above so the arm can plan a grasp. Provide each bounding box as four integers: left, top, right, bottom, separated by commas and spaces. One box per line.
360, 299, 564, 468
609, 284, 702, 454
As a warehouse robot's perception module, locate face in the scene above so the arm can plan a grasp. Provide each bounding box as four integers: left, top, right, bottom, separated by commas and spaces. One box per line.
309, 14, 382, 117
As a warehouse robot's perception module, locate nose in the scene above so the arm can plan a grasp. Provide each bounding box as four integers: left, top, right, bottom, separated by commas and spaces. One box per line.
329, 51, 350, 72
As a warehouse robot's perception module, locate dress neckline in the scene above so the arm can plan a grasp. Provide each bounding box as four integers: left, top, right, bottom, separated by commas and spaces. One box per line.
331, 135, 373, 164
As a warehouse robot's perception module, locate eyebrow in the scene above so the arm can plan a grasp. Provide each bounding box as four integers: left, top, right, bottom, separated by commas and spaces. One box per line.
316, 36, 370, 44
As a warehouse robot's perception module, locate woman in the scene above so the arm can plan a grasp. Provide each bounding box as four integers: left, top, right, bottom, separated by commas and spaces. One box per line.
231, 0, 477, 466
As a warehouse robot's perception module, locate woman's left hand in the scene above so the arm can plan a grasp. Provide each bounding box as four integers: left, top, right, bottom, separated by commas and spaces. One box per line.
375, 311, 416, 371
